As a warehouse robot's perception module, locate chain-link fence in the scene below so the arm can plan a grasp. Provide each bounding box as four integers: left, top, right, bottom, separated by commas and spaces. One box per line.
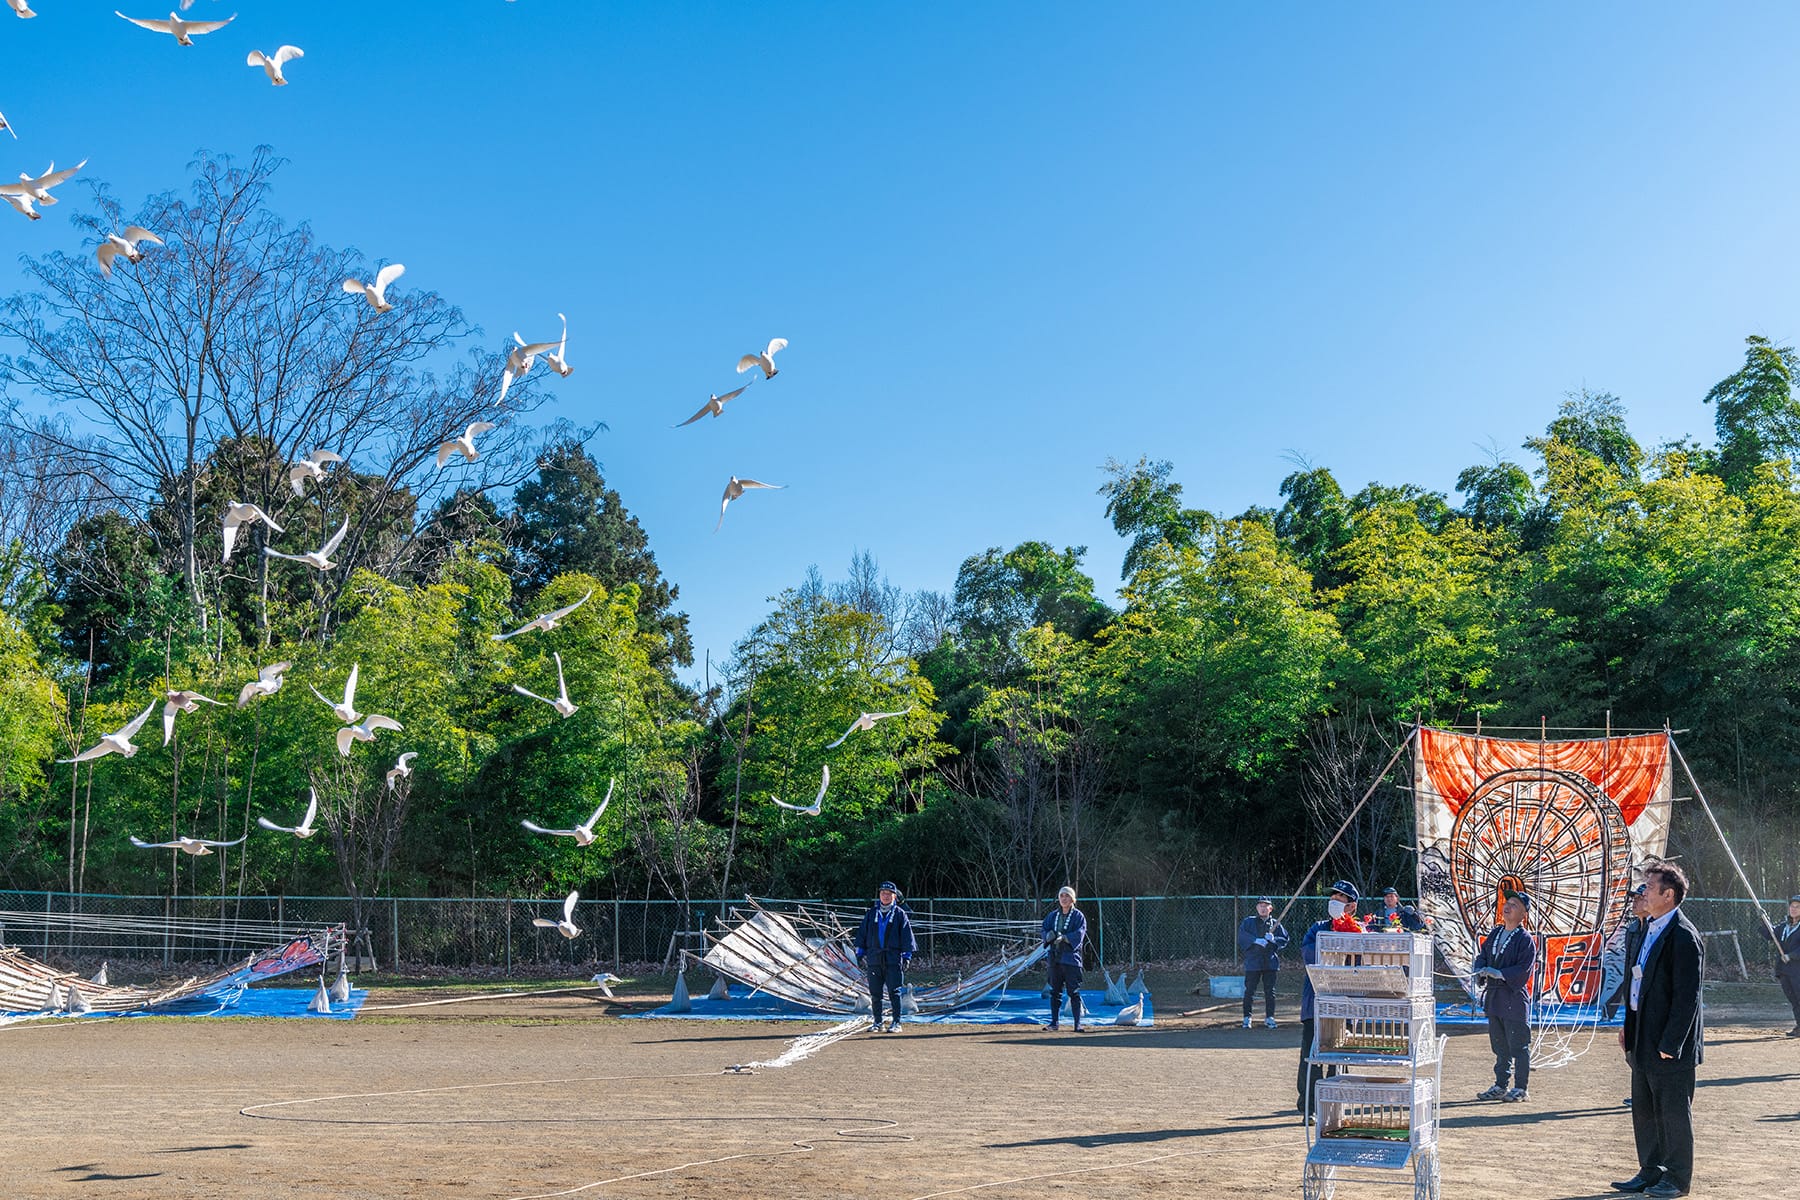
0, 890, 1789, 977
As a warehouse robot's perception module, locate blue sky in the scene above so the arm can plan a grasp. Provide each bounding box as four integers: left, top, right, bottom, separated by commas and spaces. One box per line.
5, 2, 1798, 674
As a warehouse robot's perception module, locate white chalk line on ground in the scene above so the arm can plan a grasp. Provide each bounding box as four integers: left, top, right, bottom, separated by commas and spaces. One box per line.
905, 1143, 1264, 1200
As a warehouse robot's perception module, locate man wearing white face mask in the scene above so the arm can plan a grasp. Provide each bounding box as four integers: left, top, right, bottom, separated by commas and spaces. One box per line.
1297, 880, 1360, 1116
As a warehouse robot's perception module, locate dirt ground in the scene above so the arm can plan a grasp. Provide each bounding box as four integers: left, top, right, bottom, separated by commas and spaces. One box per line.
3, 971, 1795, 1200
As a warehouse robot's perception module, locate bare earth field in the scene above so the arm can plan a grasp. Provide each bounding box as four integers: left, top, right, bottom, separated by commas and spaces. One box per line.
3, 972, 1794, 1200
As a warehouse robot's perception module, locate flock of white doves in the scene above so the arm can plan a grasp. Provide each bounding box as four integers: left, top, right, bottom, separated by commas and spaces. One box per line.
10, 3, 911, 936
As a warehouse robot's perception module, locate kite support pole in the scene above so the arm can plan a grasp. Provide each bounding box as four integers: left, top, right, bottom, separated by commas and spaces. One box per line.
1667, 732, 1787, 963
1276, 725, 1418, 926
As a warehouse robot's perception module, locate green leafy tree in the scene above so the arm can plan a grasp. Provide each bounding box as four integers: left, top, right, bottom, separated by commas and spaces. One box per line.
1705, 335, 1800, 492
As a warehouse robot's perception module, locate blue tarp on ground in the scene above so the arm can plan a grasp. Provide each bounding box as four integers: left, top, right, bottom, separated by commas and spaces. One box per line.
6, 986, 367, 1021
628, 985, 1153, 1026
1436, 1001, 1621, 1027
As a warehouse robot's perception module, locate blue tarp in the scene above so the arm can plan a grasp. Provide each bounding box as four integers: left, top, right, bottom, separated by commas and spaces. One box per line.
7, 986, 367, 1021
1436, 1001, 1621, 1028
629, 985, 1153, 1026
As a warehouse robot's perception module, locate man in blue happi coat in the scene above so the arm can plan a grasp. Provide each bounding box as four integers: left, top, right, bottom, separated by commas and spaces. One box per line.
1236, 896, 1289, 1029
856, 880, 916, 1033
1374, 886, 1428, 933
1297, 879, 1361, 1116
1041, 885, 1088, 1032
1472, 890, 1537, 1102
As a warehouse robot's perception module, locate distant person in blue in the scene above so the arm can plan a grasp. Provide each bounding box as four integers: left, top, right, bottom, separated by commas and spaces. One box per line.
1761, 895, 1800, 1036
1041, 885, 1087, 1032
855, 881, 916, 1033
1298, 879, 1361, 1116
1472, 890, 1537, 1102
1237, 896, 1289, 1029
1375, 886, 1428, 933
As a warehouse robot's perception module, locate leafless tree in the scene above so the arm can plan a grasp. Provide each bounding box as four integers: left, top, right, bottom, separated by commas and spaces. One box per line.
313, 759, 410, 967
1300, 710, 1410, 892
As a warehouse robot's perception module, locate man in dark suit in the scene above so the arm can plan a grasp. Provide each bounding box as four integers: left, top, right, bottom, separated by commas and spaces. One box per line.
1472, 890, 1537, 1101
1612, 862, 1704, 1199
1760, 894, 1800, 1036
855, 881, 916, 1033
1236, 896, 1289, 1029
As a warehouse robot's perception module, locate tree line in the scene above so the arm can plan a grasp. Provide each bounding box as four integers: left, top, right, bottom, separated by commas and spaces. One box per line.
1, 151, 1796, 916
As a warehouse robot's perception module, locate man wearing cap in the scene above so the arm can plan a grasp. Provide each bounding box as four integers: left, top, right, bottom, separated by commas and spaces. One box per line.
1612, 861, 1704, 1199
1375, 886, 1428, 933
1237, 897, 1289, 1029
856, 881, 916, 1033
1758, 895, 1800, 1036
1297, 880, 1360, 1116
1041, 886, 1088, 1032
1606, 884, 1651, 1024
1472, 890, 1537, 1102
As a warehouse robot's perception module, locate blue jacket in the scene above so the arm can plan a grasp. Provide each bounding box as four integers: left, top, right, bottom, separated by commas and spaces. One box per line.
1371, 904, 1428, 933
1299, 919, 1332, 1020
1040, 906, 1087, 967
1237, 914, 1291, 972
855, 903, 916, 966
1471, 924, 1536, 1024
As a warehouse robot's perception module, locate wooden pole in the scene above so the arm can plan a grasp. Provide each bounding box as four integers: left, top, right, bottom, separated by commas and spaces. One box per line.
1276, 726, 1418, 926
1667, 730, 1787, 962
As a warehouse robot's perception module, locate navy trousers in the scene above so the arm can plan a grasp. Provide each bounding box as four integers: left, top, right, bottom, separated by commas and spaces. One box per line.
1047, 959, 1083, 1028
865, 962, 904, 1024
1488, 1015, 1530, 1089
1243, 969, 1277, 1019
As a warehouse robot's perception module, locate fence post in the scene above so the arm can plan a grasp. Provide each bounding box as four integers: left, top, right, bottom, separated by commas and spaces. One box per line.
505, 899, 513, 976
277, 894, 284, 932
613, 896, 622, 973
1096, 897, 1105, 967
1129, 896, 1137, 966
928, 898, 935, 966
42, 891, 51, 960
391, 897, 400, 971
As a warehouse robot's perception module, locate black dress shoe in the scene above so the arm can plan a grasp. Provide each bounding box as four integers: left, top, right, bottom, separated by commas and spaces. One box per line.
1643, 1183, 1686, 1198
1610, 1176, 1657, 1193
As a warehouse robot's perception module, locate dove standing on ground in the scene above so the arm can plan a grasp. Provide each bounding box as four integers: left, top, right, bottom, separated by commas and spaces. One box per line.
589, 972, 623, 999
715, 476, 783, 531
532, 890, 582, 940
771, 765, 829, 816
161, 689, 225, 746
492, 589, 592, 640
310, 663, 361, 724
385, 751, 417, 790
736, 337, 787, 380
257, 789, 319, 838
129, 834, 247, 856
520, 780, 614, 845
247, 45, 303, 85
674, 385, 748, 428
264, 517, 349, 571
336, 714, 402, 757
221, 501, 282, 563
60, 700, 158, 763
96, 227, 162, 277
435, 421, 495, 467
0, 161, 85, 220
5, 1, 35, 20
542, 313, 573, 377
343, 263, 404, 313
286, 449, 342, 496
825, 708, 914, 749
115, 10, 235, 45
236, 660, 292, 707
511, 651, 577, 718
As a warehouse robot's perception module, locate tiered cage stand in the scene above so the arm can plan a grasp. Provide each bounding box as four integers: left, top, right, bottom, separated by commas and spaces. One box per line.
1303, 932, 1444, 1200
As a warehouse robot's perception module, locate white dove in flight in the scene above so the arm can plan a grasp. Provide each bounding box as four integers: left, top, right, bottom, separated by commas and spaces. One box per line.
716, 476, 783, 532
0, 161, 86, 216
236, 660, 292, 707
825, 708, 915, 749
735, 337, 787, 380
5, 1, 36, 20
257, 789, 319, 838
435, 421, 495, 468
309, 663, 361, 724
342, 262, 404, 313
520, 780, 614, 845
589, 971, 623, 999
161, 688, 225, 746
512, 651, 577, 718
542, 313, 573, 377
60, 700, 158, 763
336, 714, 402, 757
286, 448, 343, 496
264, 516, 348, 571
533, 890, 582, 940
771, 765, 830, 817
97, 227, 163, 277
385, 751, 417, 790
221, 501, 282, 563
129, 833, 248, 856
492, 589, 593, 640
674, 384, 749, 428
115, 10, 236, 46
0, 110, 17, 139
496, 328, 557, 406
246, 45, 303, 86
